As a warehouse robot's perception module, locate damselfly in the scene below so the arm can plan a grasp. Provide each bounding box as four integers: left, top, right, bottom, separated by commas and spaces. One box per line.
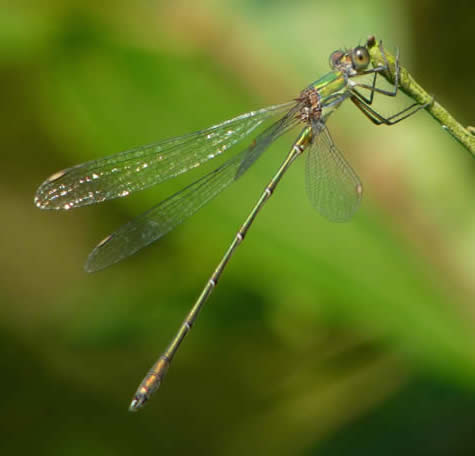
35, 38, 429, 411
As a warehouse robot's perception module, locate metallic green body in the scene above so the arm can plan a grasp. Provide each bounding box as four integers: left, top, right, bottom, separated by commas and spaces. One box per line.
308, 70, 349, 120
311, 70, 347, 100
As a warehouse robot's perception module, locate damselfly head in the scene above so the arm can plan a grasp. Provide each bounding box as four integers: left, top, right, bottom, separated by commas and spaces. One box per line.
329, 45, 370, 75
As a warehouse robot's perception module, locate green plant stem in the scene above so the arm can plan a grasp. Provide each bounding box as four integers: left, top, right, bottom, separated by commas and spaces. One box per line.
366, 36, 475, 156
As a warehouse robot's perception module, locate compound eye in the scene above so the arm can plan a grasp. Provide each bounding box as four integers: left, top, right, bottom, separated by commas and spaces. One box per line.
351, 46, 370, 71
329, 50, 344, 68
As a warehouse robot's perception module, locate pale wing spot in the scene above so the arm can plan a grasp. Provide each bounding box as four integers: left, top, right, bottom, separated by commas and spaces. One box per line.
96, 234, 112, 249
46, 169, 67, 183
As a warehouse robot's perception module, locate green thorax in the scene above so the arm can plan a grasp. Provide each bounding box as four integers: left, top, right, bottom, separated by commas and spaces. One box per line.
309, 70, 347, 106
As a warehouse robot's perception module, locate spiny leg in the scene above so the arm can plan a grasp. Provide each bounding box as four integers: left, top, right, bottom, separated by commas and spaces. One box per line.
350, 42, 432, 125
350, 94, 432, 126
350, 66, 382, 105
351, 43, 401, 102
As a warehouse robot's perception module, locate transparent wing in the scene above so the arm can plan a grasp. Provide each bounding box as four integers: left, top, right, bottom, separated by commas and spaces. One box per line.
86, 107, 301, 272
305, 123, 363, 222
35, 102, 295, 210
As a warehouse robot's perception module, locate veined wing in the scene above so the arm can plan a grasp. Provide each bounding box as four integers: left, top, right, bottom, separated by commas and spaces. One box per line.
305, 122, 363, 222
86, 106, 301, 272
35, 102, 296, 210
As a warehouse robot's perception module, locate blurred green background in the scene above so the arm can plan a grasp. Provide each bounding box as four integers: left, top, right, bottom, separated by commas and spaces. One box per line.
2, 1, 475, 455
